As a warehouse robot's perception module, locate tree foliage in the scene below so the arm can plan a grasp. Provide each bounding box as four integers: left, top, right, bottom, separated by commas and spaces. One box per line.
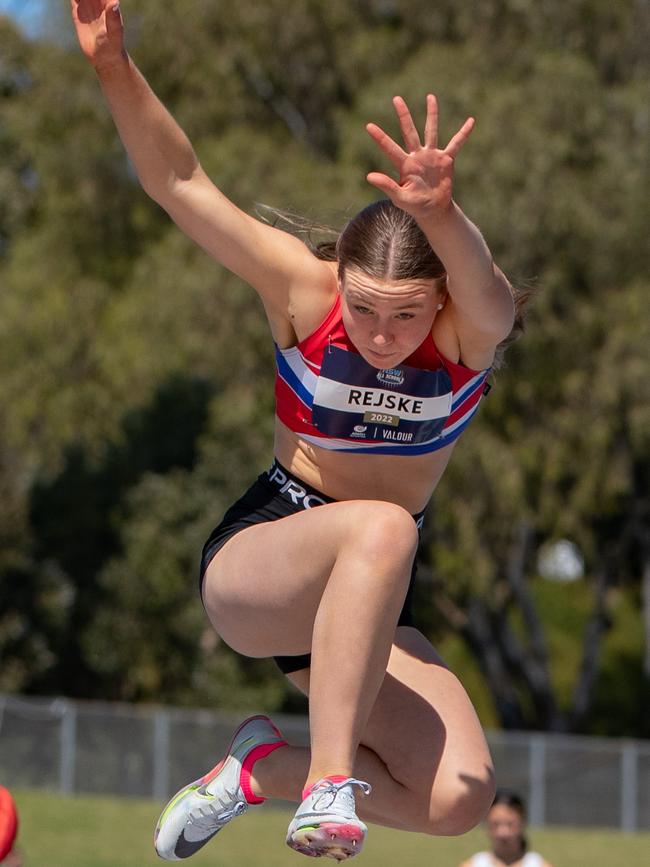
0, 1, 648, 731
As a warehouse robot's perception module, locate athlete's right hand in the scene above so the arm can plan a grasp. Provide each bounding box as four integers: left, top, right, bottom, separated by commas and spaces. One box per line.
70, 0, 125, 70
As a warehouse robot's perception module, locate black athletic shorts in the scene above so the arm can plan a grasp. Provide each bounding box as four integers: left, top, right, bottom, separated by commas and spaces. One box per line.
200, 459, 424, 674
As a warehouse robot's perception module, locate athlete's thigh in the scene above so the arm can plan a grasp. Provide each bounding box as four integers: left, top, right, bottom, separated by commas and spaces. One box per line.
202, 499, 415, 659
363, 627, 494, 800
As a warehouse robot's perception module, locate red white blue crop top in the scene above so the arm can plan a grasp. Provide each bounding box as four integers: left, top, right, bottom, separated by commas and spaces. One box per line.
275, 296, 491, 456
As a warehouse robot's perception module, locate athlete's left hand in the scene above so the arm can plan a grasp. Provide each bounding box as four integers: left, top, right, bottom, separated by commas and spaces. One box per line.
366, 94, 474, 221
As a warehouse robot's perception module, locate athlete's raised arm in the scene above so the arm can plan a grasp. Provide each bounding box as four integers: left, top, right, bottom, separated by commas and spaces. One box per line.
366, 94, 515, 367
70, 0, 330, 313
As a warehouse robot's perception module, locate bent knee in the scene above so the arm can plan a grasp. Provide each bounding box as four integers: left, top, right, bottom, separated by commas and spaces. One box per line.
420, 772, 496, 836
343, 501, 419, 564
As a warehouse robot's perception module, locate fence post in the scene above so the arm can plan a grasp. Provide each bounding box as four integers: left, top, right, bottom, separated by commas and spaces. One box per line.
59, 700, 77, 794
153, 710, 170, 800
621, 741, 638, 832
528, 734, 546, 826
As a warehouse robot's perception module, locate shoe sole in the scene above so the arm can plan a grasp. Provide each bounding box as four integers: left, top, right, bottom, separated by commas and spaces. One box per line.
154, 714, 281, 855
288, 823, 366, 860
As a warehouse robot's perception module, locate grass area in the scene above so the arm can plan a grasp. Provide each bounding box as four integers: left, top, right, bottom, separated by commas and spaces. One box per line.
12, 788, 650, 867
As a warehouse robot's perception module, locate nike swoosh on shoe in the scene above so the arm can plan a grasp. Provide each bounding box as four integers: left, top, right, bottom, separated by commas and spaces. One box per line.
174, 828, 219, 859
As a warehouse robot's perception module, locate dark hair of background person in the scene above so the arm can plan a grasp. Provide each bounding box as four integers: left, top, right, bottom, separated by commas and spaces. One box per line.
491, 788, 528, 854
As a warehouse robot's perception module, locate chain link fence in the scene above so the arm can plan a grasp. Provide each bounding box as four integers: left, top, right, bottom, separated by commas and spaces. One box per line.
1, 693, 648, 830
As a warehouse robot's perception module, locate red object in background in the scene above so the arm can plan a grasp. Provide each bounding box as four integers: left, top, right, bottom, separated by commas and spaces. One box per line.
0, 786, 18, 860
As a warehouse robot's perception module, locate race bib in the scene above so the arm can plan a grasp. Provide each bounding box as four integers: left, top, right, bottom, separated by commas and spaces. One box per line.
312, 346, 452, 445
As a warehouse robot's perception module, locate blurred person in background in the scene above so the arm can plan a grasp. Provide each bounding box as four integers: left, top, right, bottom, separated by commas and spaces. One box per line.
459, 790, 553, 867
70, 1, 528, 863
0, 787, 22, 867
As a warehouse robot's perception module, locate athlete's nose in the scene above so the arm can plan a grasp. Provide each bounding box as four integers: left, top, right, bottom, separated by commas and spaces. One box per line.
371, 329, 393, 347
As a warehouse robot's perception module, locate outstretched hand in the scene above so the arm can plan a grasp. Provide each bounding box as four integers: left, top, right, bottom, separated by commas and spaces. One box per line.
70, 0, 125, 69
366, 95, 474, 221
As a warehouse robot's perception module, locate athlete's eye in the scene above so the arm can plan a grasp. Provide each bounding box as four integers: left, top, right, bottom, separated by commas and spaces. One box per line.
354, 305, 373, 315
395, 312, 415, 320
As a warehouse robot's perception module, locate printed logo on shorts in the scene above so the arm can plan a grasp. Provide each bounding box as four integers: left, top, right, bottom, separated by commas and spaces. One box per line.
268, 464, 328, 508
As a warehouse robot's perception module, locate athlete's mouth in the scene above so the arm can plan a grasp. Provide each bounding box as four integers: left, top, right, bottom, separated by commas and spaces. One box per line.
366, 348, 396, 358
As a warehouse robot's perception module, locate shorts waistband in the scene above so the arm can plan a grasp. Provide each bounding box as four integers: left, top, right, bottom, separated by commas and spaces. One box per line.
263, 459, 425, 529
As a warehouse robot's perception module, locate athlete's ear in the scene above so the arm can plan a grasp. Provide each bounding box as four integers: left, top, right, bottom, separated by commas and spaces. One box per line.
337, 264, 347, 294
436, 286, 449, 310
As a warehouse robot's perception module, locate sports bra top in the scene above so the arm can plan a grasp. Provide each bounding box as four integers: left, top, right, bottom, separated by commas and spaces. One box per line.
274, 295, 491, 456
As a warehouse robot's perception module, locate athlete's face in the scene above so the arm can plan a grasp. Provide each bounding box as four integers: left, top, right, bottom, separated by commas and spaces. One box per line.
485, 804, 525, 858
339, 267, 446, 369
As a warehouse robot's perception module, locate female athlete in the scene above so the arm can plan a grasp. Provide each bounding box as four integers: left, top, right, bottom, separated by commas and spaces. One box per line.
71, 1, 521, 862
459, 791, 554, 867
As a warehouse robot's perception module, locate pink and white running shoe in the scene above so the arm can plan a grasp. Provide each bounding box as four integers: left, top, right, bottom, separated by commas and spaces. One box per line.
286, 776, 372, 860
154, 714, 286, 861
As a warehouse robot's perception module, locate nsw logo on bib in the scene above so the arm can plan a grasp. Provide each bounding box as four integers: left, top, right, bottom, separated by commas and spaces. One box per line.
312, 346, 452, 444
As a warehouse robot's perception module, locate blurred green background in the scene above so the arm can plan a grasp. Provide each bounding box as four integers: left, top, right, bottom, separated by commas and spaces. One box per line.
0, 0, 649, 737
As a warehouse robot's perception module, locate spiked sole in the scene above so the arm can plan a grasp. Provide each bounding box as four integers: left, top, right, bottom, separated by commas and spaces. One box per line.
288, 823, 366, 860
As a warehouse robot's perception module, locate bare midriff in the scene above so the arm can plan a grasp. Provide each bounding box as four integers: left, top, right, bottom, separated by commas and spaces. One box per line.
273, 417, 455, 515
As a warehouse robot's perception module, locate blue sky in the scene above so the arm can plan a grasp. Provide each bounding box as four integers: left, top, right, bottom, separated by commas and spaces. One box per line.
0, 0, 49, 37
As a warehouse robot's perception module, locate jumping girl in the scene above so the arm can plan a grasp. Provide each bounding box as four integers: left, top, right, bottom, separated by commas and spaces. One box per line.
71, 1, 522, 862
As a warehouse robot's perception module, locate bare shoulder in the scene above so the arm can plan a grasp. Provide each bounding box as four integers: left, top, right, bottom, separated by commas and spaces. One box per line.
287, 259, 339, 339
262, 256, 338, 348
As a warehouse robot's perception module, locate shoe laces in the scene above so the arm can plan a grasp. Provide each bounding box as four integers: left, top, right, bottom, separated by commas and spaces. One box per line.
310, 778, 372, 813
188, 791, 247, 833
